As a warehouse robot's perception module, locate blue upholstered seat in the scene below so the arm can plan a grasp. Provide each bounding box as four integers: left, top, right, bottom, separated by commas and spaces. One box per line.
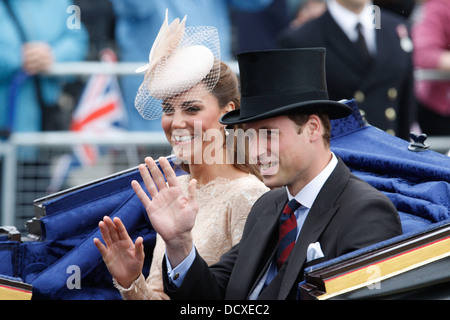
330, 100, 449, 234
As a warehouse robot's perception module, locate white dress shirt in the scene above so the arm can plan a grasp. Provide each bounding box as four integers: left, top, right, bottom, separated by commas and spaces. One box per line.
327, 0, 377, 55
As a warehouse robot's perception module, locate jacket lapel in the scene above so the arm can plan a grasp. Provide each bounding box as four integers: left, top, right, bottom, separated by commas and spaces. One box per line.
323, 10, 374, 76
227, 189, 287, 299
277, 159, 350, 299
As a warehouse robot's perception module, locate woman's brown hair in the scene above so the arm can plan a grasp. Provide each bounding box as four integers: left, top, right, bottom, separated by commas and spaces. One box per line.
179, 61, 262, 181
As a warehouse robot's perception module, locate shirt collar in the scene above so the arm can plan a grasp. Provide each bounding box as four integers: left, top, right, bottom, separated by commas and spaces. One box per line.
327, 0, 375, 42
286, 152, 338, 209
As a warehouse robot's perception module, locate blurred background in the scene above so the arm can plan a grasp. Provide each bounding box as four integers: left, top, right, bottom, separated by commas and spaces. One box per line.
0, 0, 448, 233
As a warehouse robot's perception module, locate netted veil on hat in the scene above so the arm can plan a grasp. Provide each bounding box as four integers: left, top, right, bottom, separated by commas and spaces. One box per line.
135, 9, 221, 120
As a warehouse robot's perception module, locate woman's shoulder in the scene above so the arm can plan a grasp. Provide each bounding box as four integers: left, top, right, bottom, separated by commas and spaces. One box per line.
231, 173, 267, 188
176, 173, 268, 199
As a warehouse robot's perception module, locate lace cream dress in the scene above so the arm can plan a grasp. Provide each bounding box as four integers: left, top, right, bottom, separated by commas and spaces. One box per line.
115, 173, 269, 300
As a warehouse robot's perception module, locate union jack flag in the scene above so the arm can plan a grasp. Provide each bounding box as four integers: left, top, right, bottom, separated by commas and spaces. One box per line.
70, 50, 127, 166
47, 50, 127, 193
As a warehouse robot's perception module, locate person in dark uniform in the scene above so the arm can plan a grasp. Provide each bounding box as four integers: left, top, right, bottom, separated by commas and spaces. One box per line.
278, 0, 416, 140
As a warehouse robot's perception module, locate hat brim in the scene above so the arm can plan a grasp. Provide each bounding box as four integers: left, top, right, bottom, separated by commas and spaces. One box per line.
220, 100, 352, 125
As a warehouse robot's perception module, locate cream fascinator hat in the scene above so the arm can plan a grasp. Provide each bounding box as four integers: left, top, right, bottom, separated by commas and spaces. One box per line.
135, 9, 221, 120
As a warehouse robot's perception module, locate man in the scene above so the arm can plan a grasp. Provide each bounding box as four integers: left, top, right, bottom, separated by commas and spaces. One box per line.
278, 0, 416, 140
133, 48, 402, 299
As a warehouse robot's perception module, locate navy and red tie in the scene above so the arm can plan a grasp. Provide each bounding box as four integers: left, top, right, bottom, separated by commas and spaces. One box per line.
276, 199, 301, 270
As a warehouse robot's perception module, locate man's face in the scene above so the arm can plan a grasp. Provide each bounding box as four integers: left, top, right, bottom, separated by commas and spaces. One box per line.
336, 0, 368, 13
243, 115, 316, 194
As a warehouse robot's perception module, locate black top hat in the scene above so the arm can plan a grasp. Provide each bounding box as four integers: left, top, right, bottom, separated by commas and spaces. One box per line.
220, 48, 352, 125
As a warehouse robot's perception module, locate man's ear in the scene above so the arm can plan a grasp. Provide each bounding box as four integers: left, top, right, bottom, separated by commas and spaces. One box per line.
307, 114, 322, 142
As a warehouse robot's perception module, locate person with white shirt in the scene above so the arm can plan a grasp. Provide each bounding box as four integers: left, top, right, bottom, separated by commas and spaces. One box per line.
279, 0, 416, 141
132, 48, 402, 300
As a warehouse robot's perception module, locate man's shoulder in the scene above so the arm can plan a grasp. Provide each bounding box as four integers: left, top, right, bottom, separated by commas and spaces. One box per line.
340, 172, 397, 214
253, 187, 286, 205
345, 171, 385, 195
330, 159, 394, 206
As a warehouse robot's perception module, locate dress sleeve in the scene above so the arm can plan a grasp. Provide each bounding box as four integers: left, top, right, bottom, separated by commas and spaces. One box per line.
116, 234, 170, 300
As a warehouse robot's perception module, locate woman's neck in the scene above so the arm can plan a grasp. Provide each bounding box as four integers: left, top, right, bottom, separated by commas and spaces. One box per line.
188, 163, 247, 185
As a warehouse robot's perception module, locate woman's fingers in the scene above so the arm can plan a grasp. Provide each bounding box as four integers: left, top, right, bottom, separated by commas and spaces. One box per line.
188, 178, 198, 209
159, 156, 179, 188
93, 237, 107, 256
138, 163, 158, 199
113, 217, 130, 242
131, 180, 152, 211
138, 156, 179, 199
134, 236, 145, 262
146, 157, 167, 191
103, 215, 120, 243
96, 216, 129, 247
98, 217, 113, 247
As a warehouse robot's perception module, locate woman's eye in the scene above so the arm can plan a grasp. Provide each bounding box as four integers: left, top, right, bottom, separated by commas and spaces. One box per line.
184, 106, 200, 113
162, 107, 174, 114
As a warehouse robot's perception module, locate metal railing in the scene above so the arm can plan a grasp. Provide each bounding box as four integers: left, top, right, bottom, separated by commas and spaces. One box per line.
45, 60, 240, 76
46, 60, 450, 82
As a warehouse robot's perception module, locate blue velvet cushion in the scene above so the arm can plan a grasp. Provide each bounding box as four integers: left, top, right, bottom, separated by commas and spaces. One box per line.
0, 242, 20, 277
330, 100, 450, 234
31, 191, 156, 299
11, 158, 184, 299
25, 159, 186, 299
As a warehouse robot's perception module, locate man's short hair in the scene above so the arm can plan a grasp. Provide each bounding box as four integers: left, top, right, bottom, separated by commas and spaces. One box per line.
287, 112, 331, 147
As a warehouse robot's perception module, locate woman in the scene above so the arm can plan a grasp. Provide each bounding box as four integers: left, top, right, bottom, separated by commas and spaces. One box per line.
93, 13, 268, 300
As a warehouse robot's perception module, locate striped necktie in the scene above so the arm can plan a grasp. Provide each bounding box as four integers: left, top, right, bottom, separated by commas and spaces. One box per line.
276, 199, 301, 270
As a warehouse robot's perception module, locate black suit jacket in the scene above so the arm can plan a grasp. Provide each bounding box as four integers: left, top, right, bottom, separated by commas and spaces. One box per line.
278, 10, 416, 140
163, 159, 402, 300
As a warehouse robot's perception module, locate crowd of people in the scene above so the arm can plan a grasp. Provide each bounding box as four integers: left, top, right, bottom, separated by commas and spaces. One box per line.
1, 0, 448, 139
